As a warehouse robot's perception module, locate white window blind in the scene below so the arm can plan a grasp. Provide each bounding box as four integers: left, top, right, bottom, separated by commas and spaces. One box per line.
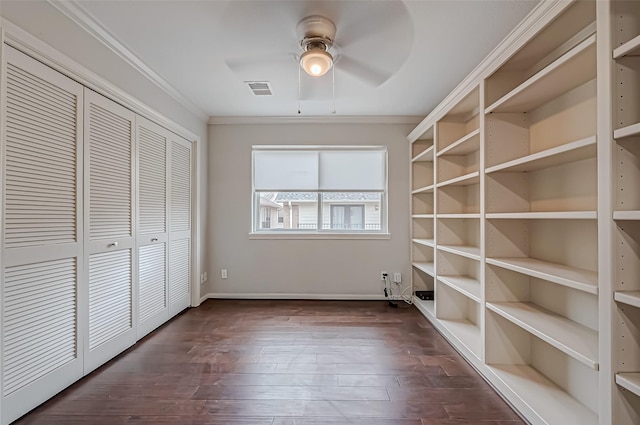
319, 150, 385, 191
253, 150, 318, 190
253, 148, 385, 191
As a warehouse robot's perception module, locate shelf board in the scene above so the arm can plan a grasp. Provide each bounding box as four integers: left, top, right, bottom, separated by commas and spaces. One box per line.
486, 257, 598, 295
438, 275, 481, 303
437, 129, 481, 157
412, 238, 435, 248
437, 244, 480, 261
412, 214, 434, 219
615, 291, 640, 309
487, 302, 599, 370
617, 373, 640, 397
614, 34, 640, 59
486, 211, 596, 220
613, 211, 640, 221
437, 213, 480, 219
412, 145, 434, 162
439, 318, 481, 359
488, 364, 598, 425
436, 171, 480, 188
485, 136, 596, 174
413, 296, 435, 319
412, 184, 434, 194
486, 34, 596, 114
615, 122, 640, 140
412, 262, 435, 277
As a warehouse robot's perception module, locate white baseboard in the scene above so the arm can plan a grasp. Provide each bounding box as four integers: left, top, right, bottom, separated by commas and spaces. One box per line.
201, 292, 387, 301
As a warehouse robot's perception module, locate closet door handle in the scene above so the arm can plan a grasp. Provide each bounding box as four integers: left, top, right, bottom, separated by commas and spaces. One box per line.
151, 238, 158, 242
108, 242, 119, 248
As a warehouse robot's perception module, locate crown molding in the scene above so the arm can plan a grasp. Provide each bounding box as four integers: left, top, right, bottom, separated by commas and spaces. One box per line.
407, 0, 574, 143
47, 0, 208, 122
2, 18, 200, 143
208, 115, 423, 125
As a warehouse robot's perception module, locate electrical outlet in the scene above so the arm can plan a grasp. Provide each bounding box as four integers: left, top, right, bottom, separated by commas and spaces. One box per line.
204, 272, 208, 282
221, 269, 228, 279
393, 272, 402, 283
200, 273, 204, 284
381, 271, 388, 281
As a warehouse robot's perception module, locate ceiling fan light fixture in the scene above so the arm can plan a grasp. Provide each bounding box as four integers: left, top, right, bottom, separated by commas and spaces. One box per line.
300, 48, 333, 77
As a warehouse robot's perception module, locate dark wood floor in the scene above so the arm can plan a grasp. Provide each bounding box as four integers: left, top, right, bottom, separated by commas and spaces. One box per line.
15, 300, 524, 425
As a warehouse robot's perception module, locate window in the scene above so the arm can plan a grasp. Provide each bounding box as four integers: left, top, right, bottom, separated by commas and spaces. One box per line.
252, 146, 387, 235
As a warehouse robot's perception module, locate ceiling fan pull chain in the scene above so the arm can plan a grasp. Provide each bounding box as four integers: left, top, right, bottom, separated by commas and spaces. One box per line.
297, 62, 301, 115
332, 65, 336, 115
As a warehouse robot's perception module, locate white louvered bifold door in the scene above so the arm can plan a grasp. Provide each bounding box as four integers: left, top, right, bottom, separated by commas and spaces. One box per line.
136, 117, 168, 339
83, 89, 137, 374
168, 135, 192, 317
1, 46, 84, 425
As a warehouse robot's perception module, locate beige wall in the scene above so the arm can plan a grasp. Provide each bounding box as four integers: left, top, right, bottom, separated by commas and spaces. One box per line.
207, 122, 412, 298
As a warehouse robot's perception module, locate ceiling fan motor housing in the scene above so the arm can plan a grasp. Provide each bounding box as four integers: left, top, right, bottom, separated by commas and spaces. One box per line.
297, 15, 336, 51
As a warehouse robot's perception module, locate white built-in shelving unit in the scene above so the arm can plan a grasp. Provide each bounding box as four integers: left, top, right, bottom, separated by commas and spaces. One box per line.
411, 126, 436, 317
405, 1, 632, 423
611, 1, 640, 423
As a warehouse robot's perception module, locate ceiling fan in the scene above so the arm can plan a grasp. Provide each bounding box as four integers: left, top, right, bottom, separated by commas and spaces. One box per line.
222, 1, 413, 88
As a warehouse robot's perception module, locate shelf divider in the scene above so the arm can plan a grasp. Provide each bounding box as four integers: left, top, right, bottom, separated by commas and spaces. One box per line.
437, 244, 480, 261
412, 238, 435, 247
613, 211, 640, 221
486, 211, 596, 220
616, 373, 640, 397
487, 302, 599, 370
438, 213, 481, 219
614, 122, 640, 140
438, 275, 481, 302
437, 129, 480, 157
485, 136, 596, 174
412, 184, 434, 194
439, 318, 481, 360
485, 34, 596, 114
615, 291, 640, 309
412, 145, 434, 162
488, 365, 598, 425
412, 262, 435, 277
486, 257, 598, 295
436, 171, 480, 188
613, 34, 640, 59
412, 214, 434, 219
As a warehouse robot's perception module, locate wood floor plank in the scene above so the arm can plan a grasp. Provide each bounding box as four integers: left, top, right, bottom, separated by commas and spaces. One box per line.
13, 300, 524, 425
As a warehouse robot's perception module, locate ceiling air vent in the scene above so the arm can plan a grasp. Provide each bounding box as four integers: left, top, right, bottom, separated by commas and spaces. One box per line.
246, 81, 272, 96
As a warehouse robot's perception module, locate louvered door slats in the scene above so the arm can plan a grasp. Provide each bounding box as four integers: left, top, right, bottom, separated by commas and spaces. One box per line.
3, 257, 77, 396
170, 142, 191, 232
7, 120, 79, 148
169, 239, 190, 305
88, 101, 132, 241
88, 250, 132, 350
139, 244, 166, 322
6, 99, 76, 133
139, 125, 166, 234
7, 65, 77, 104
7, 142, 76, 164
6, 102, 76, 135
5, 64, 78, 249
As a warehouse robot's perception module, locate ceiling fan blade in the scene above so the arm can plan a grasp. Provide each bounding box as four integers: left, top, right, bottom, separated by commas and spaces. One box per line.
335, 2, 412, 49
336, 56, 391, 88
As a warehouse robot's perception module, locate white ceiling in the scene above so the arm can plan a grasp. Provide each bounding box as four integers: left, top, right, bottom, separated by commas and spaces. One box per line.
2, 0, 540, 119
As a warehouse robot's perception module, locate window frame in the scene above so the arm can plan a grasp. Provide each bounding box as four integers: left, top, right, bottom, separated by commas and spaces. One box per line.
250, 146, 390, 239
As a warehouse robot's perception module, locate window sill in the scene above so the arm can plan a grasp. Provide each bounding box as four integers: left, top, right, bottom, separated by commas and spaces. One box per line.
248, 232, 391, 240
